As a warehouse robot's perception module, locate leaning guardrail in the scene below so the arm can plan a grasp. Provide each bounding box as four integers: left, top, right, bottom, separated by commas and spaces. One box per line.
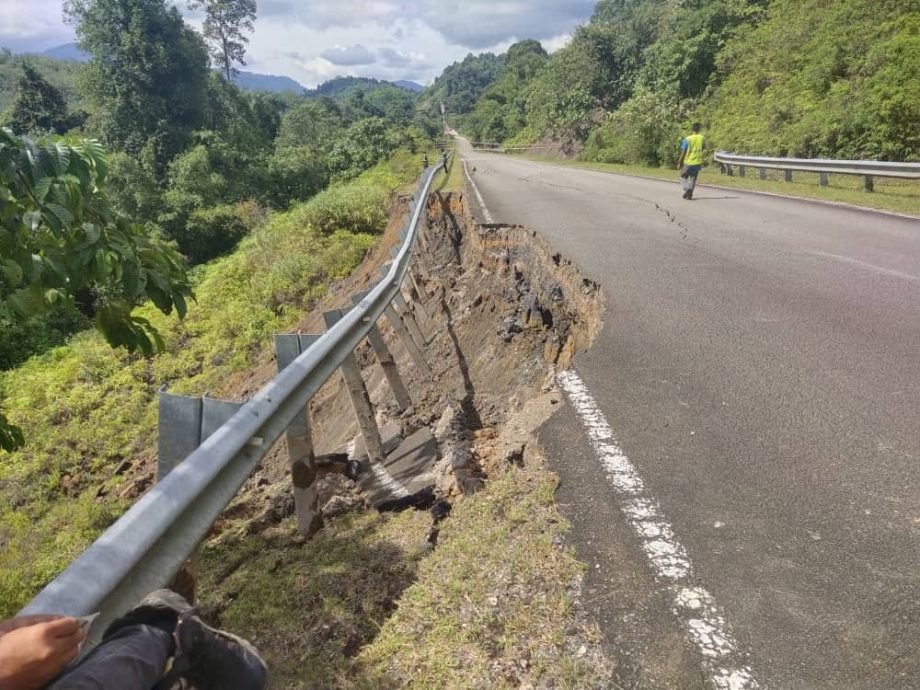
714, 152, 920, 192
19, 158, 447, 636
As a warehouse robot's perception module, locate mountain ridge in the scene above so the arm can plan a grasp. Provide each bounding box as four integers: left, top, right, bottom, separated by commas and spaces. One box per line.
33, 43, 422, 96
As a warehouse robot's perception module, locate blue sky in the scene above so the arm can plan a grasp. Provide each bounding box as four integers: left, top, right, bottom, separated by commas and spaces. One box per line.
0, 1, 597, 86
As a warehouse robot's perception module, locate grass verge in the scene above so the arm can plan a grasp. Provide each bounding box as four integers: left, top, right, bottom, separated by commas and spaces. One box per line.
520, 155, 920, 216
198, 440, 612, 689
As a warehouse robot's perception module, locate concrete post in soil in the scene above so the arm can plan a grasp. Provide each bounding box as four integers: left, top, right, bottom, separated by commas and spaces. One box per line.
323, 309, 387, 464
759, 168, 768, 181
407, 271, 435, 322
383, 255, 428, 347
351, 292, 412, 411
157, 391, 244, 602
384, 302, 433, 378
274, 334, 324, 537
393, 292, 428, 347
820, 172, 829, 187
784, 169, 793, 183
864, 175, 874, 193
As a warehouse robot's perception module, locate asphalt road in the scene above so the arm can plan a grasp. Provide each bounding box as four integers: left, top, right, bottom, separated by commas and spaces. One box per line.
460, 142, 920, 689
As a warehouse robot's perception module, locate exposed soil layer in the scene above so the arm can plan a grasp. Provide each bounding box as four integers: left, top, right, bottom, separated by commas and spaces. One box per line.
194, 191, 610, 688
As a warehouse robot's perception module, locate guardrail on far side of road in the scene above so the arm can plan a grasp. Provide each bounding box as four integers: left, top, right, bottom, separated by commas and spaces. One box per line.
714, 152, 920, 192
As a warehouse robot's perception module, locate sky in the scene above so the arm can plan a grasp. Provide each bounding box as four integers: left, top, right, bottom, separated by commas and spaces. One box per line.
0, 1, 597, 87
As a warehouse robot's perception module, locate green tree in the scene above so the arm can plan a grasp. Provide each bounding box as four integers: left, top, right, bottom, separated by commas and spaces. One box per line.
65, 0, 211, 172
188, 0, 257, 81
326, 118, 400, 181
0, 129, 193, 451
8, 63, 68, 135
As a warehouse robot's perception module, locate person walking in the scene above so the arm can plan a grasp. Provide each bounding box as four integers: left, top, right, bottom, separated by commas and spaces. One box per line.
677, 123, 705, 200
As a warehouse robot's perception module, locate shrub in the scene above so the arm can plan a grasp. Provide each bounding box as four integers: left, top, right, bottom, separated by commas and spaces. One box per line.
176, 203, 252, 264
303, 184, 389, 236
582, 88, 685, 167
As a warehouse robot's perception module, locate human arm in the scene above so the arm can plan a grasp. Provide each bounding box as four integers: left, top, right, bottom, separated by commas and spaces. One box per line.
677, 138, 688, 170
0, 618, 84, 690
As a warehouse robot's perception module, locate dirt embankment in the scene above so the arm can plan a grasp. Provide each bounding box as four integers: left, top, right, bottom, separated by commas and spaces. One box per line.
196, 191, 611, 688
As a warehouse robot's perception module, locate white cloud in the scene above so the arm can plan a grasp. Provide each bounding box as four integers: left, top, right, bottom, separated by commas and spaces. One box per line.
0, 1, 72, 51
5, 0, 595, 87
320, 44, 376, 66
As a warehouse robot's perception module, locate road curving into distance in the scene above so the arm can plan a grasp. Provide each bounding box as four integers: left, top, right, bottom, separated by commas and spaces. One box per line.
459, 139, 920, 689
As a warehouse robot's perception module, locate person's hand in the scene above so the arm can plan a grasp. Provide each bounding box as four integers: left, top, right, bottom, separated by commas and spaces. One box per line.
0, 616, 65, 638
0, 618, 84, 690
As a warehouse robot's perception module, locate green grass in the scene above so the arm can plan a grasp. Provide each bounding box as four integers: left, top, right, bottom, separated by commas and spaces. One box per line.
434, 141, 465, 194
0, 149, 427, 617
197, 448, 611, 689
520, 155, 920, 216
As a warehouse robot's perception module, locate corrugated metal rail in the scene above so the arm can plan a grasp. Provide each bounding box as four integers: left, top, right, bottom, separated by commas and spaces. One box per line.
714, 152, 920, 191
19, 159, 446, 633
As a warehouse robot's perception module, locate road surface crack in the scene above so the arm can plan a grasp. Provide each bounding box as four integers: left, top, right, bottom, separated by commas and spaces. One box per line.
653, 202, 691, 239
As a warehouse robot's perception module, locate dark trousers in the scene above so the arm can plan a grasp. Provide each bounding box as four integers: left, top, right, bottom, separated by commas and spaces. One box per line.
680, 164, 702, 195
46, 625, 172, 690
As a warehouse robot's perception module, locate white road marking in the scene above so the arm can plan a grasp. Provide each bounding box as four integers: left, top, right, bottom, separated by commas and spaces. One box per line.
557, 369, 760, 690
462, 158, 495, 223
807, 250, 919, 281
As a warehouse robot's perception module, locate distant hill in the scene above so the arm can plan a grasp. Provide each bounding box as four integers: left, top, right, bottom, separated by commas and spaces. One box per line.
231, 71, 304, 94
41, 43, 89, 63
36, 43, 306, 95
305, 76, 423, 99
393, 80, 423, 93
28, 44, 418, 99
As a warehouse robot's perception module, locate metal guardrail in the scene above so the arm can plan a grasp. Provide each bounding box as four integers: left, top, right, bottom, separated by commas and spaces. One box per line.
714, 152, 920, 191
19, 159, 447, 633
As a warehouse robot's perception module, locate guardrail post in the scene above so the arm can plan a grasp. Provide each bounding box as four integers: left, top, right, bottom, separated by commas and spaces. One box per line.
864, 175, 874, 192
820, 172, 829, 187
739, 165, 746, 178
759, 168, 767, 180
383, 302, 433, 378
157, 391, 245, 602
351, 292, 412, 411
323, 309, 387, 464
393, 292, 427, 347
274, 334, 323, 537
784, 169, 793, 183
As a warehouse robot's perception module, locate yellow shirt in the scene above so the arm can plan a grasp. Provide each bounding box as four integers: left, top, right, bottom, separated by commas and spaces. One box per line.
682, 134, 704, 166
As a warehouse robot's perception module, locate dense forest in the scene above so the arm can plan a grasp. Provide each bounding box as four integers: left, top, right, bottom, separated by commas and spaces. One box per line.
0, 0, 441, 450
433, 0, 919, 164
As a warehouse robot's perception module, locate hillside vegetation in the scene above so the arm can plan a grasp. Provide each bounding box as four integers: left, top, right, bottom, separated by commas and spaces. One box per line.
0, 149, 429, 615
435, 0, 919, 164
